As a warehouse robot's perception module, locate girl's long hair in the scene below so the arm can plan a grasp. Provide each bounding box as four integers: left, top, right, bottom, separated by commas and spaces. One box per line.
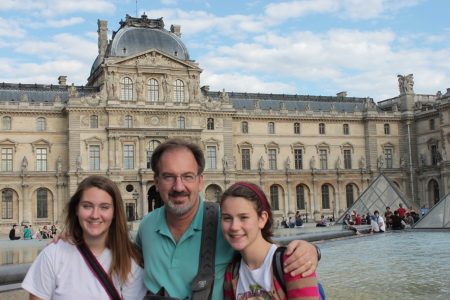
64, 175, 143, 283
220, 182, 274, 243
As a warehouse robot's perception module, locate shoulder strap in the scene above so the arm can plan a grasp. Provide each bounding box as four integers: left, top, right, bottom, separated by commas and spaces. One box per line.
272, 246, 287, 295
191, 201, 219, 300
77, 242, 122, 300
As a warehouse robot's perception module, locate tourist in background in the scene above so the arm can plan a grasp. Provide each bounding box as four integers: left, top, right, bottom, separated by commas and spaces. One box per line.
23, 225, 32, 240
374, 211, 385, 233
391, 210, 405, 230
384, 207, 393, 230
355, 214, 362, 225
9, 224, 21, 240
421, 205, 429, 215
365, 213, 371, 226
411, 211, 420, 223
289, 216, 296, 228
343, 214, 361, 235
397, 203, 406, 219
361, 214, 367, 225
405, 213, 415, 228
296, 215, 304, 228
316, 215, 327, 227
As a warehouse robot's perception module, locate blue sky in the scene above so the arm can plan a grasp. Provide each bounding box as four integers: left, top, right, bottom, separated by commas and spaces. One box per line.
1, 0, 449, 102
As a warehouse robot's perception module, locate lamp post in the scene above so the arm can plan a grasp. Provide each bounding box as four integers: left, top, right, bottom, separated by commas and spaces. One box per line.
332, 201, 335, 223
132, 191, 140, 221
305, 201, 308, 223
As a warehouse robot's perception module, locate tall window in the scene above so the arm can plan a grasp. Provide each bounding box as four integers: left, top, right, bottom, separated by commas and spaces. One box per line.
319, 123, 325, 134
207, 146, 216, 169
1, 148, 13, 171
37, 117, 46, 131
294, 149, 302, 169
146, 140, 160, 169
241, 121, 248, 133
344, 150, 352, 169
268, 122, 275, 134
3, 116, 11, 130
346, 184, 354, 207
123, 145, 134, 169
385, 149, 392, 168
207, 118, 214, 130
320, 150, 327, 169
148, 79, 159, 102
121, 77, 133, 100
433, 180, 440, 204
321, 185, 330, 209
36, 148, 47, 171
343, 124, 349, 135
89, 145, 100, 170
174, 79, 184, 102
431, 145, 439, 165
384, 124, 390, 135
296, 185, 305, 210
90, 115, 98, 128
268, 149, 277, 170
177, 117, 185, 129
430, 119, 435, 130
294, 123, 300, 134
37, 189, 48, 218
242, 149, 250, 170
270, 185, 279, 210
2, 189, 13, 219
125, 115, 133, 128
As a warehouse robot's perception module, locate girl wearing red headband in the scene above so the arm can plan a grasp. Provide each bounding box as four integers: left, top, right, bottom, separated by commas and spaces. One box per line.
221, 182, 320, 299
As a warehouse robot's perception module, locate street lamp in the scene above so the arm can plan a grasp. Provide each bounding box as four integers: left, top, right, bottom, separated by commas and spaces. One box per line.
332, 201, 335, 223
132, 191, 140, 221
305, 201, 308, 223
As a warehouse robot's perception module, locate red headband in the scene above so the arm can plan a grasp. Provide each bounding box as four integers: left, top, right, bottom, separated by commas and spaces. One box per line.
230, 182, 269, 212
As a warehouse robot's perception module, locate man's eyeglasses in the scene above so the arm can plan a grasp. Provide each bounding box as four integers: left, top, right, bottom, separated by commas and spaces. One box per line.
159, 173, 198, 184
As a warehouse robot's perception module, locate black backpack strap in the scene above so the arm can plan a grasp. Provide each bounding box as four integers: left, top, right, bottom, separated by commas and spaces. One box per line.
272, 246, 287, 295
191, 201, 219, 300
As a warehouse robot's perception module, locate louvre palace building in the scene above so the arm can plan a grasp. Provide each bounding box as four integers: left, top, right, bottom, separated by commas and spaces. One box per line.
1, 14, 449, 227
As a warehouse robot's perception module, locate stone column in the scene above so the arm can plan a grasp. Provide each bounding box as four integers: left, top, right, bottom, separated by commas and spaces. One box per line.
286, 178, 293, 215
336, 179, 343, 218
56, 182, 64, 223
139, 136, 146, 169
115, 137, 121, 168
311, 179, 317, 221
21, 183, 30, 225
141, 181, 148, 217
108, 136, 114, 168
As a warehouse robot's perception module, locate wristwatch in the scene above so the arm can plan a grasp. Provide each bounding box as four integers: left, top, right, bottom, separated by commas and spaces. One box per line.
314, 244, 321, 261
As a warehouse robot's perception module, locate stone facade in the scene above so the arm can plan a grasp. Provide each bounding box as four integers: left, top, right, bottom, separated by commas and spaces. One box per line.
0, 15, 448, 227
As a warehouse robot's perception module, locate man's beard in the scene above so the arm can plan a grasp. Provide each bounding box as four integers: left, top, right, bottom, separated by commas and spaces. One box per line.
166, 191, 192, 215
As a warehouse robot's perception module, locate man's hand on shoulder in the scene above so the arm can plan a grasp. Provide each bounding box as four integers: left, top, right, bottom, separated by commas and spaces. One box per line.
283, 240, 319, 277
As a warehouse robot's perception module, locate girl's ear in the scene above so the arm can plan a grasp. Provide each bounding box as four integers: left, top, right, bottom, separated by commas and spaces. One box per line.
259, 211, 269, 229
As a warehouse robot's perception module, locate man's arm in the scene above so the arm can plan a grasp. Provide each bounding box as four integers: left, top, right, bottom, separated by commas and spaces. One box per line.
283, 240, 320, 278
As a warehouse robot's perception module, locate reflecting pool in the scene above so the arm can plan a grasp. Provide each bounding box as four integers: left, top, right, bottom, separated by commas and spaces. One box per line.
316, 231, 450, 299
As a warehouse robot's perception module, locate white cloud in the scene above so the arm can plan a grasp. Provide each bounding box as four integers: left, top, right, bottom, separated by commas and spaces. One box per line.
161, 0, 178, 5
29, 17, 85, 28
0, 18, 26, 38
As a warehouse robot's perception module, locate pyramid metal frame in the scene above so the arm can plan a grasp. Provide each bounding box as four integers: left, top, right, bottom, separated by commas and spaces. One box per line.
412, 191, 450, 229
334, 173, 418, 225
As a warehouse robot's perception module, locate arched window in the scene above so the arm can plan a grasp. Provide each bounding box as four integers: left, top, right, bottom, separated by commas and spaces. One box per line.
319, 123, 325, 134
346, 184, 354, 207
37, 117, 46, 131
148, 79, 159, 102
242, 121, 248, 133
2, 189, 13, 219
296, 185, 305, 210
321, 185, 330, 209
270, 185, 279, 210
178, 117, 185, 129
90, 115, 98, 128
3, 116, 11, 130
121, 77, 133, 101
146, 140, 161, 168
174, 79, 184, 102
37, 189, 48, 218
125, 115, 133, 128
207, 118, 214, 130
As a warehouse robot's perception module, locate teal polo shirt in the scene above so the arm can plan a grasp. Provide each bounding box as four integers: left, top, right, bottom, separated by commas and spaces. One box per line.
135, 194, 235, 300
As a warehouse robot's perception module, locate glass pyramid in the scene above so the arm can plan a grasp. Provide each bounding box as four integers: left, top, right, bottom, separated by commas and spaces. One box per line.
334, 173, 417, 225
413, 192, 450, 229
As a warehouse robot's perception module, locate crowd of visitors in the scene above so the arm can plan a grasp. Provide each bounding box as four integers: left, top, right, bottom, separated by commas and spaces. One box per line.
8, 223, 61, 240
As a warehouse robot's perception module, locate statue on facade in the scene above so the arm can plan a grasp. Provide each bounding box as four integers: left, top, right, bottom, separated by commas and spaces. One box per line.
162, 74, 171, 102
233, 156, 237, 169
436, 91, 442, 99
220, 89, 231, 103
419, 154, 425, 166
392, 104, 398, 112
336, 156, 341, 169
377, 155, 384, 170
105, 74, 116, 99
136, 75, 145, 99
21, 93, 29, 102
415, 101, 422, 110
56, 156, 62, 172
259, 156, 265, 171
305, 103, 311, 110
254, 100, 261, 109
310, 156, 316, 169
400, 155, 407, 169
189, 75, 200, 102
222, 155, 228, 170
76, 155, 83, 171
22, 156, 28, 172
354, 104, 360, 112
280, 102, 286, 110
330, 103, 335, 111
442, 148, 447, 161
360, 156, 365, 170
285, 156, 291, 170
68, 83, 79, 97
398, 74, 414, 94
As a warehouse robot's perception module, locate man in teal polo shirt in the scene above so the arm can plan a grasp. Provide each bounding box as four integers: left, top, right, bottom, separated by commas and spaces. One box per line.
135, 138, 319, 299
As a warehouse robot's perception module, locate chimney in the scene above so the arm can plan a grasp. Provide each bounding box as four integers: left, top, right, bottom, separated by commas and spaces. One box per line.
98, 20, 108, 56
170, 24, 181, 38
336, 91, 347, 97
58, 76, 67, 86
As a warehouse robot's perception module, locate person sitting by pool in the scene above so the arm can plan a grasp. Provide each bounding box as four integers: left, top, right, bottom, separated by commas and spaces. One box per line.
405, 213, 415, 228
370, 215, 380, 233
316, 215, 327, 227
295, 215, 304, 228
23, 225, 32, 240
391, 210, 405, 230
343, 214, 361, 235
41, 226, 52, 239
9, 225, 21, 240
411, 211, 420, 223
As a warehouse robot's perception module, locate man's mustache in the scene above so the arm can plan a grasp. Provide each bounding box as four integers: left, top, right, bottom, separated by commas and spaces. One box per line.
169, 191, 190, 198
